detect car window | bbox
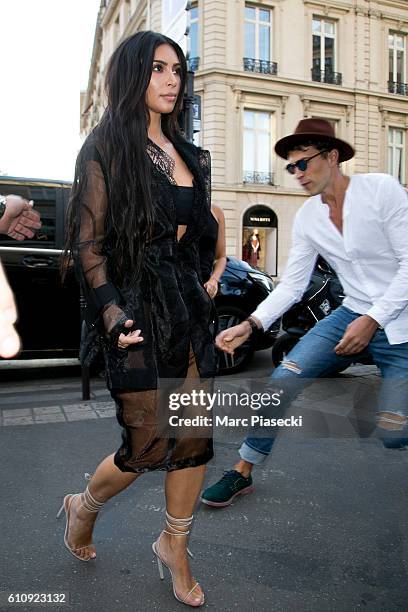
[0,183,57,247]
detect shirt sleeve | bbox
[366,176,408,327]
[252,211,318,330]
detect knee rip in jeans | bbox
[376,411,407,431]
[281,360,303,375]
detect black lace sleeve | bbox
[70,143,127,337]
[198,149,211,212]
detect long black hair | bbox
[64,31,187,284]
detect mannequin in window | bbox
[247,230,261,267]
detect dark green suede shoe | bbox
[200,470,254,507]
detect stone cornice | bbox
[379,104,408,128]
[100,0,121,28]
[82,6,104,115]
[231,84,289,113]
[300,94,354,122]
[381,14,408,28]
[195,68,408,106]
[303,0,352,15]
[212,185,306,197]
[197,67,357,96]
[379,0,408,10]
[300,93,354,107]
[122,1,146,39]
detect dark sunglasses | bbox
[285,150,328,175]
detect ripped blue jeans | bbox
[240,305,408,464]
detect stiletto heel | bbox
[156,554,164,580]
[56,485,104,562]
[152,511,204,607]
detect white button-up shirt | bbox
[253,173,408,344]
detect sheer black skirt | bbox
[112,346,213,473]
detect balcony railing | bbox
[388,81,408,96]
[311,68,342,85]
[243,171,274,185]
[188,57,200,72]
[243,58,278,76]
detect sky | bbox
[0,0,101,181]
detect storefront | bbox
[242,205,278,276]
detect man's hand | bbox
[1,195,41,240]
[0,262,21,358]
[215,321,252,355]
[335,315,378,356]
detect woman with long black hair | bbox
[60,31,217,607]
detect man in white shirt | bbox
[201,118,408,508]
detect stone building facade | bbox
[81,0,408,277]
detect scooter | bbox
[271,258,372,369]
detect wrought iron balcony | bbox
[188,57,200,72]
[243,58,278,76]
[311,68,342,85]
[243,171,274,185]
[388,81,408,96]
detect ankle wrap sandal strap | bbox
[81,486,105,513]
[163,511,194,537]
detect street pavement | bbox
[0,352,407,612]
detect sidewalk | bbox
[0,358,407,611]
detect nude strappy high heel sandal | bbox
[56,485,104,562]
[152,512,204,607]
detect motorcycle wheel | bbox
[216,306,254,375]
[271,333,299,367]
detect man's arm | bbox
[365,176,408,328]
[215,213,318,354]
[0,195,41,240]
[335,177,408,355]
[250,214,318,331]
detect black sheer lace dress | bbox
[199,211,219,283]
[70,135,217,472]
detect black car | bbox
[0,176,78,358]
[0,176,279,374]
[214,257,279,373]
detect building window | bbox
[388,33,408,95]
[243,5,277,75]
[311,17,342,85]
[243,110,273,185]
[388,128,405,184]
[188,5,199,70]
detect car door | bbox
[0,178,80,357]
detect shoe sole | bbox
[200,485,255,508]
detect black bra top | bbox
[173,185,194,225]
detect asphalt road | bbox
[0,352,407,612]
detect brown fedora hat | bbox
[275,118,355,163]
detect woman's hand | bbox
[117,319,144,349]
[102,305,143,348]
[204,276,219,299]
